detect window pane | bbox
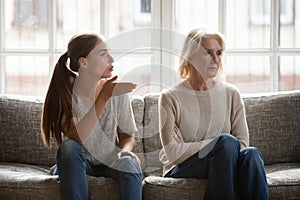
[106,0,153,96]
[56,0,101,49]
[112,54,153,95]
[226,0,270,48]
[5,56,49,96]
[175,0,219,35]
[280,0,299,48]
[4,0,49,49]
[279,56,300,91]
[107,0,151,37]
[225,56,270,93]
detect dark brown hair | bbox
[41,33,101,147]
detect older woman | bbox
[159,28,269,200]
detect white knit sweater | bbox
[159,80,249,176]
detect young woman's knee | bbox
[112,156,142,174]
[57,139,85,161]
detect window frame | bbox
[0,0,5,93]
[0,0,300,94]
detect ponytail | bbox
[41,33,100,147]
[41,52,76,147]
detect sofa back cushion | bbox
[143,94,163,174]
[0,94,146,168]
[244,91,300,165]
[0,95,57,166]
[130,96,146,170]
[142,91,300,175]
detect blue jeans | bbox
[52,139,142,200]
[165,134,269,200]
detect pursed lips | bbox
[107,65,114,71]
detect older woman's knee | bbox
[240,147,264,165]
[216,134,240,151]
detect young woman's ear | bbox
[78,57,87,67]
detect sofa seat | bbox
[143,176,207,200]
[143,163,300,200]
[265,163,300,199]
[0,162,60,199]
[0,162,119,200]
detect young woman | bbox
[159,28,269,200]
[41,33,142,200]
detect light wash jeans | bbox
[52,139,142,200]
[165,134,269,200]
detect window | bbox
[225,0,300,92]
[0,0,299,96]
[250,0,294,26]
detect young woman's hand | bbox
[117,149,141,165]
[99,76,137,100]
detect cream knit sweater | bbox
[159,80,249,176]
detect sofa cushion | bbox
[243,91,300,165]
[0,95,57,166]
[265,163,300,186]
[0,94,145,168]
[0,162,61,199]
[142,176,207,200]
[143,94,163,174]
[143,163,300,200]
[130,96,146,170]
[142,91,300,174]
[265,163,300,200]
[267,185,300,200]
[0,162,119,200]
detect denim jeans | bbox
[52,139,142,200]
[165,134,269,200]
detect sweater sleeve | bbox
[230,89,249,148]
[159,92,206,166]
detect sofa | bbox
[0,91,299,200]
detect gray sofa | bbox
[0,91,299,200]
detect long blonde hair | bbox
[178,28,226,80]
[41,33,101,147]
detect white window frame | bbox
[0,0,5,93]
[0,0,300,94]
[250,0,294,26]
[134,0,151,25]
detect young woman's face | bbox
[189,36,223,80]
[83,40,114,78]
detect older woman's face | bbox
[189,36,223,80]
